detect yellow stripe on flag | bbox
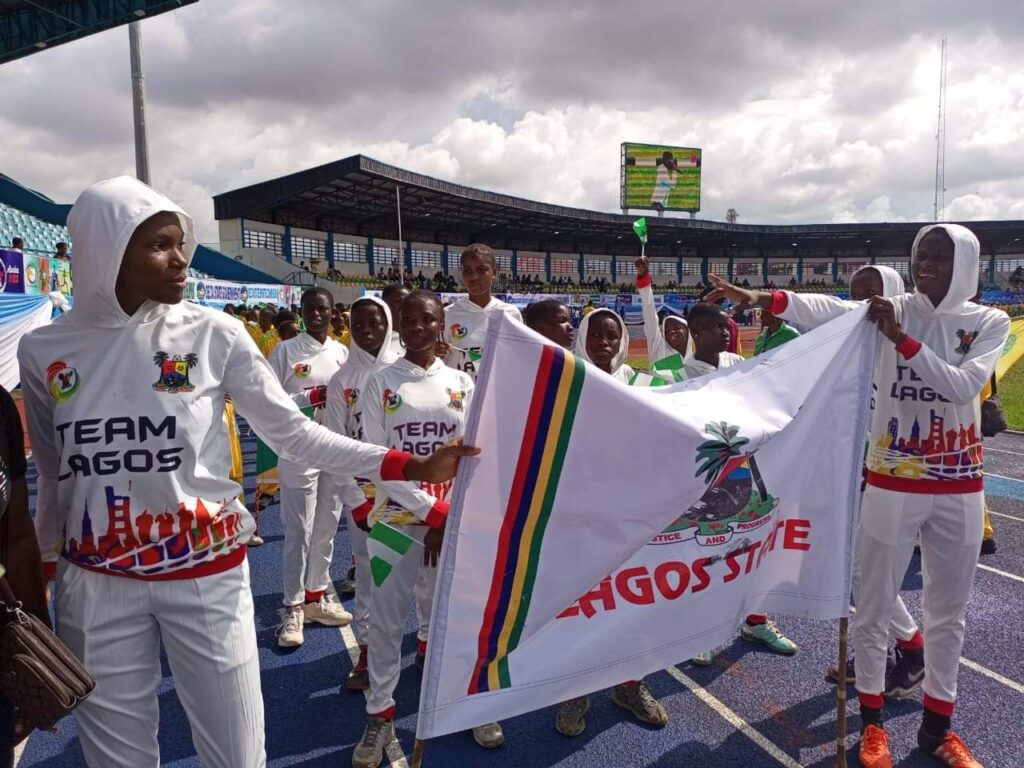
[487,354,578,691]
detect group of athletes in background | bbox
[16,176,1005,768]
[233,230,1004,768]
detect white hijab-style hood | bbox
[347,296,400,368]
[575,307,630,373]
[852,264,905,299]
[66,176,197,328]
[909,223,980,315]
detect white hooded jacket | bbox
[574,308,635,384]
[324,296,406,514]
[772,224,1010,494]
[360,357,474,527]
[17,178,401,580]
[637,274,691,363]
[443,295,522,380]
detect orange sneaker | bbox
[859,724,893,768]
[927,731,983,767]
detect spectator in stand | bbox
[9,238,23,252]
[1011,266,1023,285]
[376,268,385,281]
[299,260,308,272]
[54,242,70,261]
[223,304,237,317]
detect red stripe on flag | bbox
[469,345,556,694]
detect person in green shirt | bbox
[753,308,800,354]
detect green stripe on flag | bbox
[653,352,685,372]
[255,405,317,474]
[370,558,393,588]
[367,523,419,587]
[369,522,415,555]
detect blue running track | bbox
[16,431,1024,767]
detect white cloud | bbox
[1,3,1022,247]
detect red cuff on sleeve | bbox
[424,500,450,529]
[42,561,57,582]
[351,499,374,525]
[896,334,922,360]
[380,449,412,481]
[636,274,652,290]
[769,291,789,315]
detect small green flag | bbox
[653,352,685,374]
[367,523,421,587]
[632,218,648,243]
[629,371,671,387]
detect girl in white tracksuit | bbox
[268,288,352,644]
[574,308,635,383]
[351,291,476,768]
[443,243,522,381]
[837,265,923,692]
[558,308,671,733]
[16,178,466,768]
[323,296,402,689]
[708,224,1009,765]
[635,258,691,370]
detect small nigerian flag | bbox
[628,371,672,387]
[632,217,648,243]
[368,523,420,587]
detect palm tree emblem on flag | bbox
[658,422,778,545]
[152,351,198,393]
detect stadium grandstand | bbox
[0,0,197,64]
[214,154,1024,302]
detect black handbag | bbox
[981,375,1008,438]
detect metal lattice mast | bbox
[934,37,947,221]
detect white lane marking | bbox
[986,471,1024,482]
[13,742,25,766]
[665,666,805,768]
[960,658,1024,695]
[339,623,409,768]
[977,563,1024,584]
[987,509,1024,522]
[985,447,1024,457]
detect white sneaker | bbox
[303,595,352,627]
[352,716,396,768]
[472,721,504,749]
[277,607,304,647]
[248,534,264,547]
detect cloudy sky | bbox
[2,0,1023,245]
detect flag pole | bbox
[411,738,426,768]
[835,616,849,767]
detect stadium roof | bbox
[0,0,198,64]
[214,155,1024,259]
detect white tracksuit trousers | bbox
[854,485,983,704]
[56,561,265,768]
[278,460,342,606]
[851,532,919,642]
[366,525,437,715]
[346,506,371,647]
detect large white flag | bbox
[417,307,877,738]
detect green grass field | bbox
[1000,360,1024,431]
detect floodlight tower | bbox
[129,18,151,184]
[933,37,947,221]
